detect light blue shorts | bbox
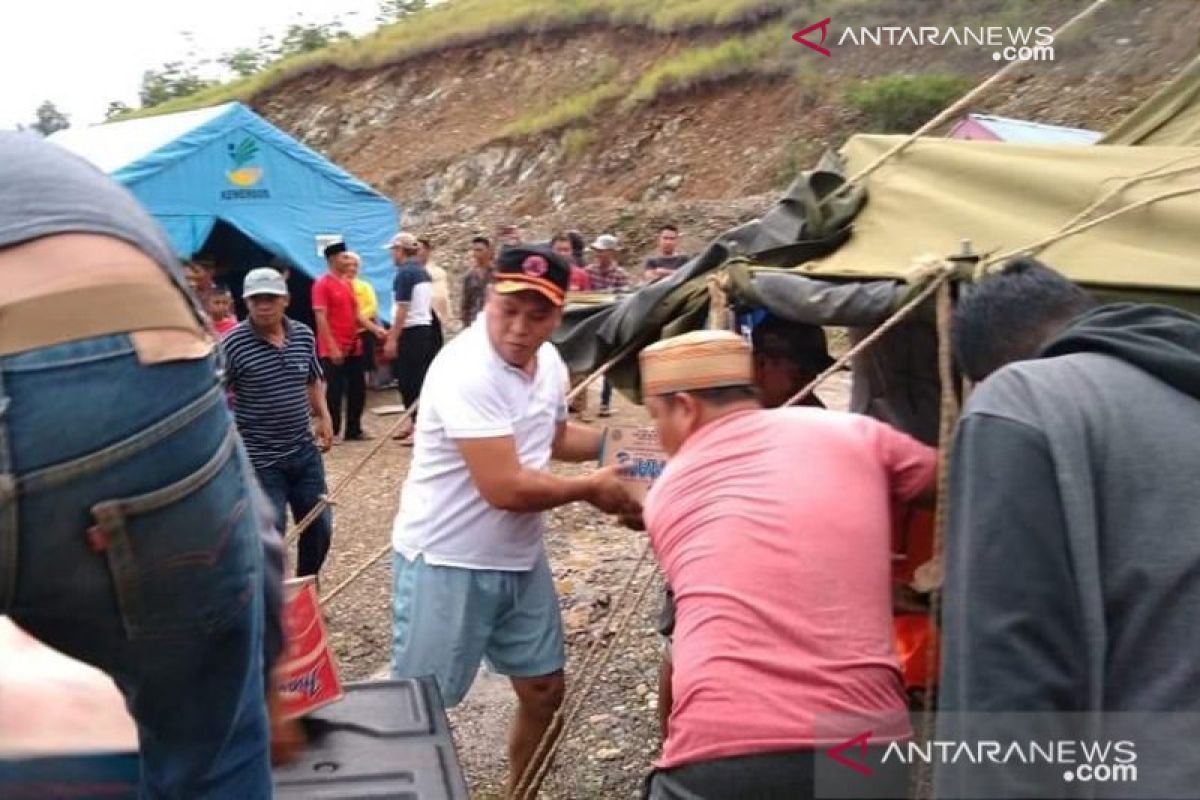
[391,551,566,708]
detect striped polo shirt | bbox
[222,318,324,470]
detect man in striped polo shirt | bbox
[223,268,336,577]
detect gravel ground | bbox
[311,372,851,799]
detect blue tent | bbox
[51,102,400,320]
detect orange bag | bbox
[891,504,939,691]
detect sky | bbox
[0,0,383,130]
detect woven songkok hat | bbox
[639,330,754,397]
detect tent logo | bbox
[226,137,263,187]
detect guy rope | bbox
[297,5,1200,797]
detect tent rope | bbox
[320,541,393,606]
[1053,155,1200,239]
[982,182,1200,272]
[513,540,658,800]
[910,275,962,799]
[826,0,1113,205]
[781,265,955,409]
[284,404,419,549]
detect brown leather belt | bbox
[0,280,206,357]
[0,234,211,359]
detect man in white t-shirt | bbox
[390,244,638,796]
[383,232,440,443]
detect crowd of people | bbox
[185,221,691,579]
[6,129,1200,800]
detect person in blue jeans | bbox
[0,132,277,798]
[223,268,336,577]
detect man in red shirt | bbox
[313,241,384,441]
[637,330,933,800]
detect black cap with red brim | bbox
[493,245,571,307]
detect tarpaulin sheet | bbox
[805,134,1200,292]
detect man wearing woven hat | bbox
[389,244,639,796]
[638,330,935,799]
[651,315,836,735]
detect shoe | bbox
[344,431,374,441]
[597,405,612,418]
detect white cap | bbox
[590,234,619,251]
[242,268,288,299]
[383,232,419,251]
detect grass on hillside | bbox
[124,0,790,119]
[624,22,787,106]
[499,21,789,139]
[500,81,627,138]
[561,127,598,159]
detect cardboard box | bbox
[600,426,668,502]
[277,577,345,720]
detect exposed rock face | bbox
[252,3,1198,274]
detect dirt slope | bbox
[251,0,1199,269]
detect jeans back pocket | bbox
[90,428,259,639]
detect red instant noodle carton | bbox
[276,577,345,720]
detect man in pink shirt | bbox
[637,330,935,800]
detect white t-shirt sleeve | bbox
[441,372,515,439]
[552,347,570,423]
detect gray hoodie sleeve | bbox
[940,412,1087,712]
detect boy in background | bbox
[207,285,238,337]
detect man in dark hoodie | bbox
[938,257,1200,797]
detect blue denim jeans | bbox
[0,334,271,798]
[254,442,332,578]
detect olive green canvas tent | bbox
[553,131,1200,441]
[1101,54,1200,147]
[805,134,1200,296]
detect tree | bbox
[139,62,216,108]
[277,20,350,57]
[377,0,428,25]
[220,47,271,78]
[30,101,70,136]
[104,101,132,121]
[219,33,278,79]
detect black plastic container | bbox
[274,677,469,799]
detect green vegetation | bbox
[844,74,975,133]
[625,24,785,106]
[125,0,788,119]
[499,55,623,138]
[499,20,791,138]
[561,127,598,159]
[501,82,626,137]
